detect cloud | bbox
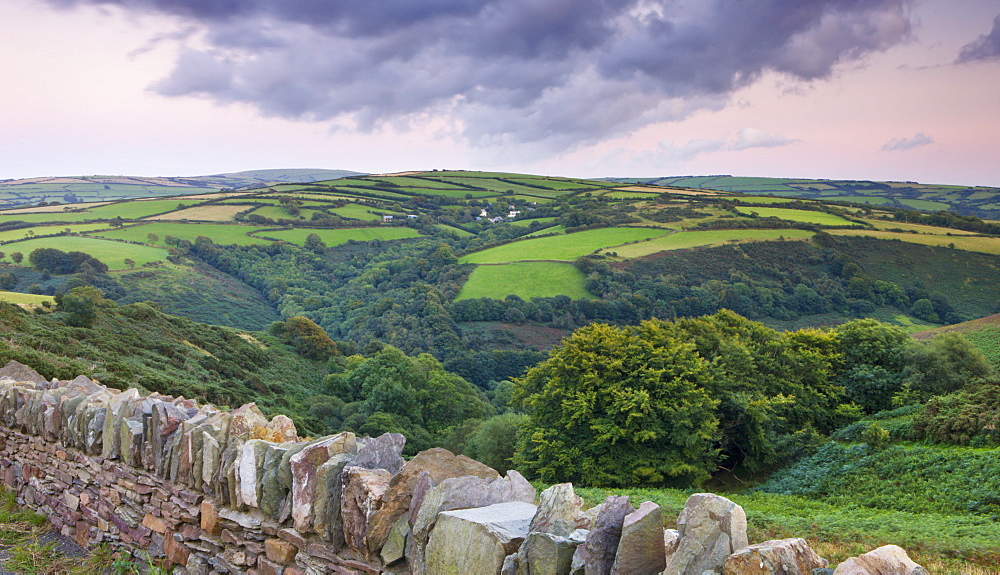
[731,128,796,151]
[46,0,914,151]
[957,14,1000,63]
[881,133,933,152]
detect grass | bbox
[525,225,567,237]
[507,217,557,227]
[734,196,800,204]
[0,291,54,308]
[734,207,856,226]
[456,262,594,300]
[459,227,670,264]
[604,229,815,259]
[0,236,169,269]
[329,203,385,220]
[0,223,112,243]
[435,225,475,238]
[897,199,953,211]
[144,204,247,222]
[860,219,979,235]
[828,229,1000,255]
[253,227,421,246]
[92,222,272,246]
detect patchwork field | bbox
[601,229,816,258]
[253,227,421,246]
[828,229,1000,255]
[145,204,247,222]
[734,207,857,226]
[0,236,169,269]
[92,222,272,246]
[0,290,54,308]
[0,223,112,243]
[456,262,594,300]
[459,227,670,264]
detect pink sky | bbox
[1,0,998,186]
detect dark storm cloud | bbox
[48,0,913,149]
[957,14,1000,63]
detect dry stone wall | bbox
[0,361,927,575]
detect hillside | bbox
[610,175,1000,219]
[0,299,328,432]
[0,169,997,358]
[0,168,362,208]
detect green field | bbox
[828,229,1000,255]
[329,204,385,220]
[434,225,475,238]
[604,229,816,259]
[508,217,557,227]
[92,222,272,246]
[525,225,567,237]
[0,223,112,243]
[460,227,669,264]
[735,196,799,204]
[254,227,421,246]
[897,199,952,211]
[456,262,594,300]
[0,291,54,307]
[734,207,856,226]
[0,236,169,269]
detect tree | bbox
[904,332,991,398]
[147,233,160,245]
[10,252,23,265]
[123,258,136,269]
[833,319,911,413]
[514,323,720,487]
[304,233,326,253]
[0,272,15,290]
[56,285,105,328]
[466,412,528,472]
[271,316,339,360]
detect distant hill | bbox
[606,175,1000,219]
[0,168,364,209]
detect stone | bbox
[341,466,393,554]
[260,443,293,519]
[266,414,299,443]
[265,538,299,565]
[225,403,270,443]
[142,513,168,534]
[530,483,590,537]
[664,493,748,575]
[257,556,285,575]
[663,529,680,565]
[724,538,828,574]
[201,499,222,535]
[833,545,927,575]
[409,472,537,574]
[517,531,583,575]
[426,501,536,575]
[236,439,270,509]
[367,447,499,553]
[582,495,633,575]
[0,360,47,385]
[611,501,665,575]
[312,453,353,543]
[290,432,357,532]
[350,432,407,474]
[164,532,190,567]
[381,515,410,566]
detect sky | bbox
[2,0,999,185]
